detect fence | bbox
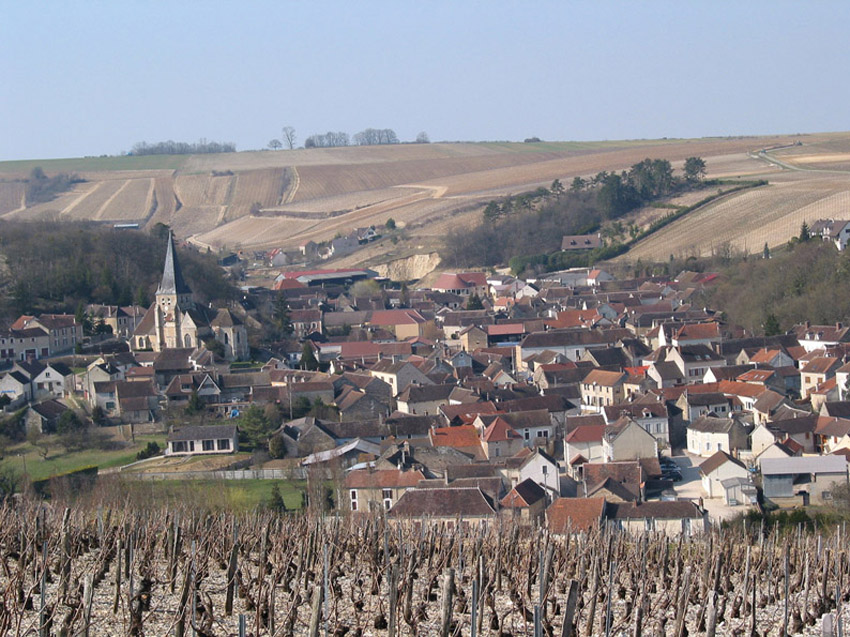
[128,467,307,481]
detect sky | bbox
[2,1,849,161]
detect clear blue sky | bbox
[2,1,849,160]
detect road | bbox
[667,451,747,523]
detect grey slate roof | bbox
[168,424,237,442]
[157,231,192,296]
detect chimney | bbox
[838,322,844,330]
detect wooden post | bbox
[388,563,399,637]
[561,579,579,637]
[82,574,93,637]
[113,537,122,615]
[441,567,455,637]
[783,545,790,637]
[673,566,691,637]
[308,583,323,637]
[471,577,478,637]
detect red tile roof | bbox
[345,469,425,489]
[547,497,606,533]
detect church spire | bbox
[157,230,192,296]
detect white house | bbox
[699,450,750,499]
[166,424,238,456]
[687,414,750,457]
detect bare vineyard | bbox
[624,175,850,260]
[1,500,848,636]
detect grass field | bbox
[1,433,166,482]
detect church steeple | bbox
[156,231,194,311]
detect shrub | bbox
[136,441,161,461]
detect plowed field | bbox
[5,133,850,265]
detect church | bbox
[131,232,249,361]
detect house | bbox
[369,359,433,396]
[581,461,644,502]
[11,314,82,356]
[699,450,750,500]
[289,309,323,339]
[686,414,750,457]
[761,455,848,506]
[166,424,238,456]
[388,487,497,523]
[493,409,557,446]
[810,219,850,251]
[300,438,382,472]
[500,479,548,524]
[345,468,424,512]
[516,447,560,496]
[602,401,670,445]
[396,383,456,415]
[564,424,606,471]
[24,399,70,434]
[86,304,146,338]
[560,234,603,252]
[800,357,841,398]
[647,361,685,389]
[429,425,485,460]
[0,326,50,362]
[479,416,524,459]
[602,417,659,462]
[581,369,627,411]
[606,501,707,536]
[432,272,489,297]
[546,497,607,535]
[0,370,33,405]
[368,310,427,340]
[675,391,731,422]
[793,322,850,353]
[521,328,631,362]
[751,414,818,455]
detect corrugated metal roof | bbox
[761,455,847,476]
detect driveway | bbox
[665,451,749,523]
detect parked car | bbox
[661,468,683,482]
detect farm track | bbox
[93,179,131,220]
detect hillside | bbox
[2,134,849,270]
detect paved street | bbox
[666,451,748,523]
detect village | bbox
[4,221,850,537]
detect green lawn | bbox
[2,434,166,482]
[117,478,306,511]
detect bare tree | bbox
[268,139,282,150]
[282,126,297,149]
[415,131,430,144]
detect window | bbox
[106,401,115,410]
[542,465,548,476]
[202,440,215,451]
[537,430,549,438]
[351,500,358,511]
[217,439,231,450]
[705,441,710,451]
[382,489,392,500]
[172,441,188,453]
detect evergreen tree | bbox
[763,312,781,337]
[268,484,287,512]
[799,222,811,242]
[763,242,770,259]
[300,342,320,370]
[273,293,293,339]
[466,293,484,310]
